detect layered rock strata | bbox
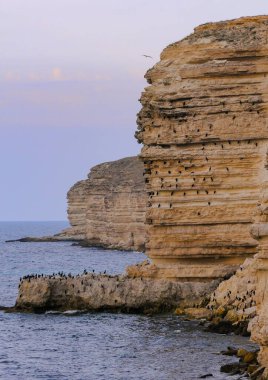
[135,16,268,282]
[14,272,218,314]
[77,157,146,251]
[62,156,146,250]
[60,177,91,240]
[136,16,268,372]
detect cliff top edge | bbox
[195,15,268,32]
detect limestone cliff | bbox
[62,156,146,251]
[135,15,268,282]
[136,15,268,375]
[62,179,90,240]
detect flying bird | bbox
[142,54,153,59]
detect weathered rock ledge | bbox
[12,268,219,314]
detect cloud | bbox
[51,67,63,81]
[4,70,19,82]
[94,74,112,81]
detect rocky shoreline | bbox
[5,236,142,252]
[5,252,265,378]
[5,236,79,243]
[220,347,263,379]
[6,264,266,378]
[174,304,264,378]
[10,269,218,315]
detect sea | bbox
[0,221,258,380]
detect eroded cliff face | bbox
[65,157,147,251]
[135,16,268,282]
[64,179,90,240]
[136,15,268,374]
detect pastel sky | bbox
[1,0,268,221]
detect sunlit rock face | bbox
[66,157,147,251]
[137,15,268,372]
[63,179,90,240]
[135,16,268,281]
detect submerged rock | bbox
[220,348,260,378]
[5,236,78,243]
[220,362,247,375]
[182,307,213,320]
[221,347,238,357]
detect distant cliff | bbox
[61,156,147,251]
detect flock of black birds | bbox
[206,283,256,315]
[19,269,111,285]
[17,270,140,303]
[18,270,127,300]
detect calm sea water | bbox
[0,222,257,380]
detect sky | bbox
[1,0,268,221]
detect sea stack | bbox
[135,16,268,281]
